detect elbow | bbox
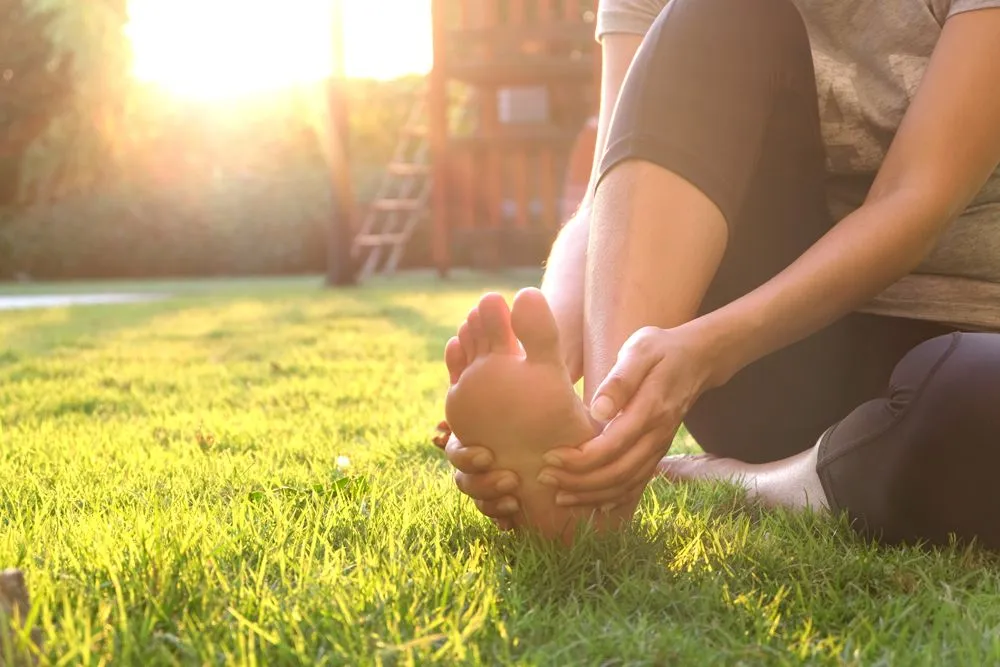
[864,180,962,265]
[867,166,976,234]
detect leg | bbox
[662,330,1000,550]
[660,313,956,507]
[447,0,850,540]
[588,0,839,468]
[817,332,1000,549]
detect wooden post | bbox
[430,0,451,276]
[481,1,503,269]
[537,0,556,229]
[325,0,356,286]
[509,0,529,231]
[456,0,478,242]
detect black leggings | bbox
[597,0,1000,549]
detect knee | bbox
[649,0,811,69]
[889,332,1000,423]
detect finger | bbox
[588,327,661,422]
[541,388,660,474]
[554,456,660,507]
[475,497,520,520]
[541,424,673,493]
[444,435,494,473]
[454,469,521,501]
[611,482,649,514]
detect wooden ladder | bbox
[351,88,432,281]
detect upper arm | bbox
[586,33,645,197]
[870,8,1000,224]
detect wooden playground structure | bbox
[349,0,601,280]
[333,1,1000,331]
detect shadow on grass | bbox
[0,300,176,358]
[0,286,324,362]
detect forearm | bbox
[696,191,950,388]
[540,211,590,382]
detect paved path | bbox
[0,293,168,311]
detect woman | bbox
[442,0,1000,548]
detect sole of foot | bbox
[445,288,628,543]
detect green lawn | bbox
[2,272,999,665]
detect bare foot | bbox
[445,289,625,542]
[658,444,830,512]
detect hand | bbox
[536,324,718,506]
[443,434,521,530]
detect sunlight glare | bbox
[128,0,432,99]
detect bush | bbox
[0,0,73,206]
[0,166,333,280]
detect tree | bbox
[0,0,73,207]
[17,0,133,200]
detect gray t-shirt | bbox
[596,0,1000,285]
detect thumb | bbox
[589,328,661,423]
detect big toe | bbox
[477,292,519,354]
[510,287,562,365]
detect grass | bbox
[1,271,1000,665]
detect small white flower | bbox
[335,455,351,469]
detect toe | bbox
[457,322,474,364]
[478,292,518,353]
[445,337,466,384]
[511,287,562,364]
[467,307,489,358]
[657,454,720,482]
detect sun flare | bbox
[127,0,432,99]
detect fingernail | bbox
[497,498,519,513]
[555,493,578,506]
[473,453,492,468]
[495,476,517,493]
[591,395,616,422]
[541,452,562,467]
[537,473,559,488]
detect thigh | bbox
[817,332,1000,549]
[687,314,956,463]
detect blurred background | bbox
[0,0,423,280]
[0,0,598,282]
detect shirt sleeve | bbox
[595,0,667,41]
[948,0,1000,18]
